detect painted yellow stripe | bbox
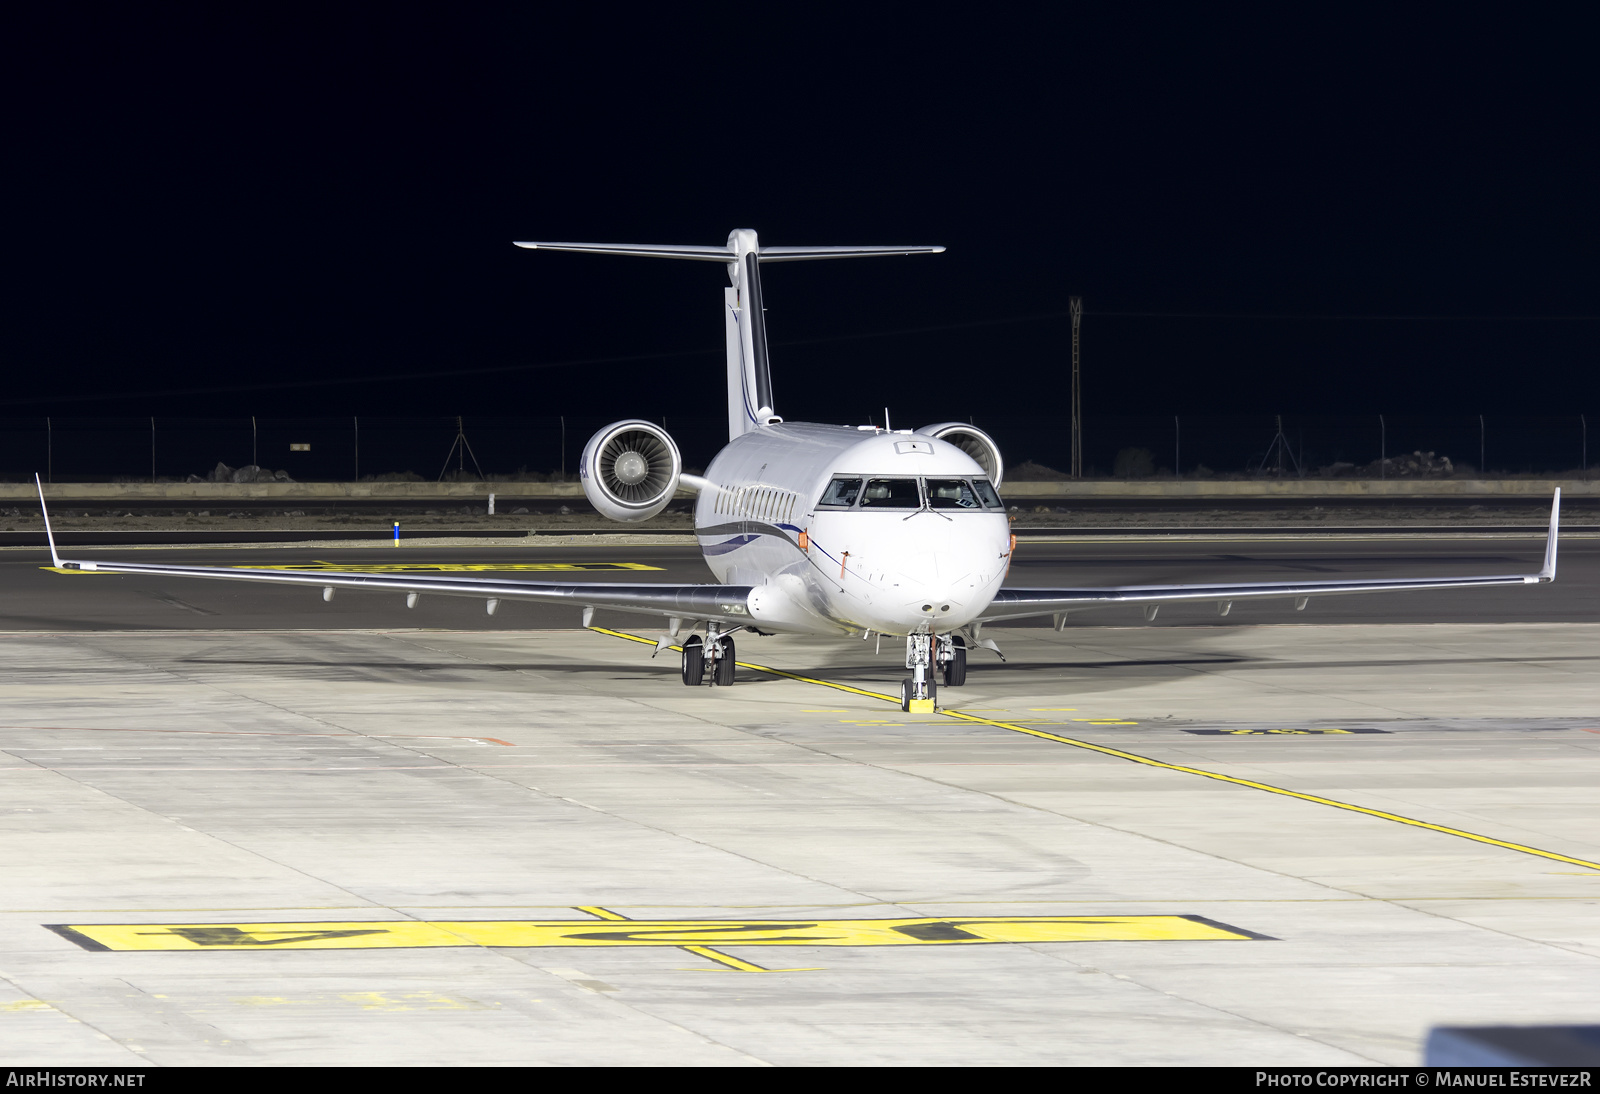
[591,628,1600,872]
[575,905,630,921]
[52,915,1258,951]
[575,903,771,970]
[678,944,772,972]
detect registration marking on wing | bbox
[49,915,1268,951]
[229,562,664,573]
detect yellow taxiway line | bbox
[592,627,1600,872]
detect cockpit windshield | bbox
[859,478,922,508]
[925,479,982,509]
[817,477,863,508]
[972,479,1003,508]
[818,476,1005,512]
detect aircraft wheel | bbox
[712,636,736,686]
[681,635,704,686]
[942,640,968,686]
[902,674,934,710]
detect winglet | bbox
[34,473,62,568]
[1540,488,1560,581]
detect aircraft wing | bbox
[980,490,1560,624]
[33,480,749,626]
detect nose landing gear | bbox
[939,634,968,687]
[900,633,937,712]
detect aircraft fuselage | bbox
[696,423,1012,638]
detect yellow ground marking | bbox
[1,1000,52,1011]
[231,992,495,1011]
[576,905,787,972]
[50,915,1262,952]
[591,628,1600,872]
[1193,728,1372,736]
[40,567,110,575]
[235,561,663,572]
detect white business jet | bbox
[36,230,1561,712]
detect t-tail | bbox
[514,230,943,440]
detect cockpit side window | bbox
[859,478,922,508]
[926,479,982,509]
[817,477,864,508]
[972,478,1003,509]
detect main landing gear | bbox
[899,634,969,712]
[680,627,736,687]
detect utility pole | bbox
[1069,296,1083,479]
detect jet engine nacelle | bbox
[914,422,1005,488]
[579,419,683,522]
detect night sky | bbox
[6,9,1597,448]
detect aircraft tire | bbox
[899,674,936,708]
[712,637,736,686]
[942,643,967,687]
[681,635,704,686]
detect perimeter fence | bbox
[0,414,1591,483]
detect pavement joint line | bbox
[590,627,1600,873]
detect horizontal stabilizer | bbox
[758,245,946,262]
[513,241,944,263]
[512,242,734,261]
[517,229,944,442]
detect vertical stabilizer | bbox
[724,229,775,438]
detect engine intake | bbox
[580,420,683,522]
[914,422,1005,488]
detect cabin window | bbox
[859,478,922,509]
[817,477,864,508]
[972,479,1003,509]
[926,479,982,509]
